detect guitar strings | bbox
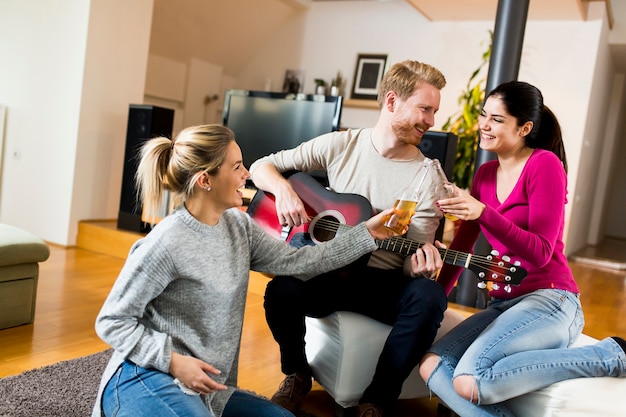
[310,217,519,276]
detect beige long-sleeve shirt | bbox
[250,127,441,271]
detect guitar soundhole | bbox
[311,215,339,243]
[309,209,345,244]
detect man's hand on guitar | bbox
[408,241,445,279]
[275,184,310,227]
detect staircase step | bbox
[76,220,144,259]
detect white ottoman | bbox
[304,309,466,414]
[505,333,626,417]
[306,311,626,417]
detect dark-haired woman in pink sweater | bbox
[419,81,626,417]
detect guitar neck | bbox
[376,237,472,269]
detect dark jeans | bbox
[263,263,447,412]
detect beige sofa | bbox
[0,223,50,329]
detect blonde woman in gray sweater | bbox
[92,124,401,417]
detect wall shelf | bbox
[343,99,379,110]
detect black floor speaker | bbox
[117,104,174,233]
[418,131,458,180]
[418,131,459,242]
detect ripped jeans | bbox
[425,289,626,417]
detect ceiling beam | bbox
[406,0,613,27]
[278,0,312,10]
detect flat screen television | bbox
[222,90,343,180]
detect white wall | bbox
[519,11,608,254]
[0,0,153,245]
[236,10,309,94]
[144,55,230,136]
[239,0,612,254]
[182,58,224,127]
[603,74,626,239]
[589,73,626,242]
[566,5,616,250]
[0,0,90,243]
[144,54,187,135]
[0,0,619,254]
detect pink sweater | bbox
[438,149,579,299]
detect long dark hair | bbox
[487,81,568,173]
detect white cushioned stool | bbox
[306,310,626,417]
[304,308,465,414]
[504,333,626,417]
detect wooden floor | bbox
[571,236,626,270]
[1,224,625,417]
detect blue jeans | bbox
[425,289,626,417]
[102,361,295,417]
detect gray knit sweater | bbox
[92,206,377,417]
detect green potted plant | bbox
[314,78,327,95]
[442,32,492,190]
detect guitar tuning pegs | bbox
[504,285,512,293]
[490,249,500,256]
[477,281,487,289]
[492,283,500,291]
[502,255,511,262]
[514,261,521,266]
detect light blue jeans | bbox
[102,360,295,417]
[425,289,626,417]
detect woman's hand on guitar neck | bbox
[365,208,408,239]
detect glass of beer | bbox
[383,198,419,234]
[383,165,430,234]
[430,159,459,221]
[435,182,459,221]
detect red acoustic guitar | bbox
[247,172,526,290]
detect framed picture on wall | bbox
[350,54,387,100]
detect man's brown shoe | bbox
[270,372,312,412]
[356,403,384,417]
